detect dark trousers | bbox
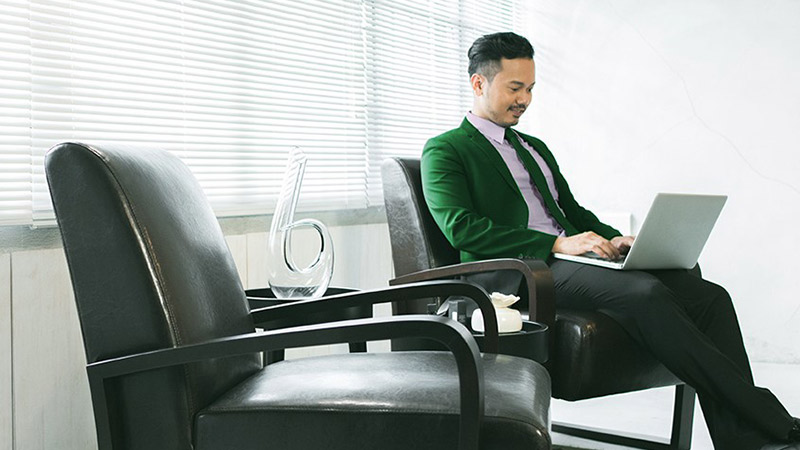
[468,260,794,450]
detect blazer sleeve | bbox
[421,136,559,261]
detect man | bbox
[421,31,799,450]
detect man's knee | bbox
[706,282,736,315]
[709,281,731,301]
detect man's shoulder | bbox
[422,124,474,166]
[425,124,471,149]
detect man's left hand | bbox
[610,236,635,254]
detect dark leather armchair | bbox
[45,142,552,450]
[381,157,697,450]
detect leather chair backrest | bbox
[46,142,262,450]
[381,157,460,318]
[381,157,459,276]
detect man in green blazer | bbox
[421,32,799,450]
[422,116,623,263]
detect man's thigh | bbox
[549,259,728,320]
[548,259,691,336]
[549,259,660,309]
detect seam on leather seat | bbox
[203,406,461,414]
[78,143,195,417]
[198,407,550,437]
[80,143,184,346]
[202,405,546,424]
[484,415,552,443]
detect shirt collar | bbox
[466,111,509,145]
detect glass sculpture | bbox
[267,147,334,299]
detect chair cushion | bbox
[195,351,551,450]
[551,310,682,400]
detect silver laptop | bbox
[553,193,727,270]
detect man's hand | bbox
[552,232,621,260]
[610,235,635,255]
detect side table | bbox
[472,320,549,364]
[246,287,372,364]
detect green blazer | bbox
[421,118,621,263]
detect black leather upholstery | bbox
[381,157,459,277]
[380,157,682,400]
[381,157,459,317]
[196,352,551,450]
[47,142,261,449]
[553,311,679,400]
[47,143,552,450]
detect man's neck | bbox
[466,111,508,145]
[469,109,508,129]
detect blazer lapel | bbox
[459,118,522,197]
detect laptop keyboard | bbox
[583,251,627,262]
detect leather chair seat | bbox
[196,352,552,450]
[552,310,681,401]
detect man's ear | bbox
[470,73,485,96]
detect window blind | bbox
[363,0,521,206]
[1,0,524,226]
[0,0,32,225]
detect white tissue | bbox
[471,292,523,333]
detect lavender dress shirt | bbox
[466,112,565,236]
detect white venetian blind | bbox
[26,0,366,224]
[0,0,526,226]
[363,0,522,206]
[0,0,32,225]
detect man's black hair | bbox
[467,32,534,81]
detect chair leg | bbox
[552,385,696,450]
[349,342,367,353]
[669,384,696,450]
[264,349,285,365]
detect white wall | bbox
[11,249,95,450]
[1,253,11,450]
[0,222,394,450]
[519,0,800,362]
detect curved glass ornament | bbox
[267,147,334,299]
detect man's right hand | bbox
[552,232,621,260]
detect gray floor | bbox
[550,362,800,449]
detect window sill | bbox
[0,206,387,254]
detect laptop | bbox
[553,193,727,270]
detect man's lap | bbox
[461,258,730,327]
[548,258,731,325]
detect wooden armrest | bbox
[390,258,555,329]
[249,280,499,352]
[87,315,483,450]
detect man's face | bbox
[471,58,535,127]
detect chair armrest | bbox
[249,280,499,353]
[87,315,483,450]
[390,259,555,329]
